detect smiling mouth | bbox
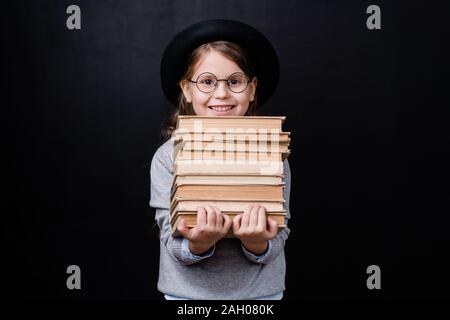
[208,105,235,112]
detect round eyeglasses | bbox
[188,72,250,94]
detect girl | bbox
[150,19,291,300]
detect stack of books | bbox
[170,116,291,236]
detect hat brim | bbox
[160,19,279,108]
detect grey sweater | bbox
[149,137,291,299]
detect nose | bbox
[213,80,230,99]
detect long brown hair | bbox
[159,40,259,144]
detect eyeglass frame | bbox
[188,72,252,94]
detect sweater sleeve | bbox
[149,142,213,265]
[241,158,291,264]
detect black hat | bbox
[160,19,279,108]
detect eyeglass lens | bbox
[196,73,248,93]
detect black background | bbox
[4,0,449,300]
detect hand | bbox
[177,205,232,255]
[232,203,278,255]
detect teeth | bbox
[210,105,234,111]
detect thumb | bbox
[232,214,242,233]
[267,217,278,237]
[177,218,192,239]
[222,214,233,233]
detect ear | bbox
[180,80,192,103]
[249,77,258,102]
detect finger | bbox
[177,218,191,239]
[257,206,267,230]
[204,205,216,226]
[267,217,278,237]
[249,205,259,227]
[196,207,207,226]
[241,204,252,228]
[216,210,223,229]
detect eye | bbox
[202,79,214,85]
[198,74,216,86]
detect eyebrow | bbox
[193,71,245,78]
